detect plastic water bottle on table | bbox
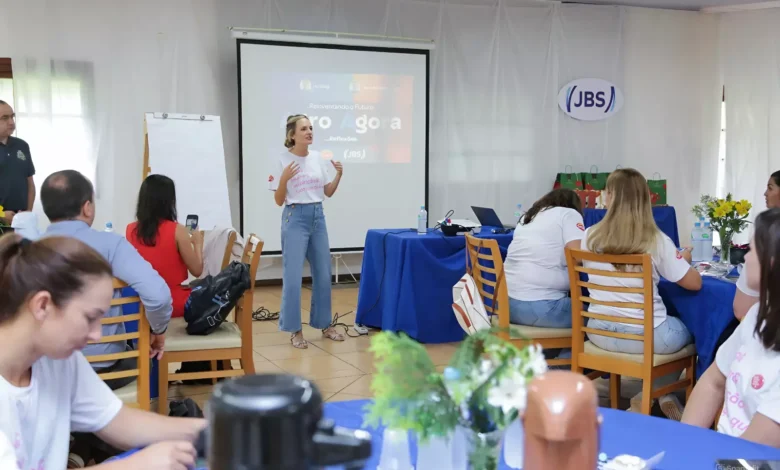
[104,222,114,233]
[417,206,427,235]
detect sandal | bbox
[322,327,346,342]
[291,331,308,349]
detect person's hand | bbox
[2,211,15,224]
[680,247,693,264]
[150,334,165,360]
[280,162,301,183]
[190,229,204,248]
[126,441,196,470]
[331,160,343,175]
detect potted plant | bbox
[692,194,752,265]
[365,329,547,470]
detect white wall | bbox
[0,0,721,280]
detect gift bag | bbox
[553,165,582,190]
[452,273,492,335]
[580,165,609,191]
[647,172,667,206]
[575,190,600,209]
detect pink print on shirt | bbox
[752,374,765,390]
[725,390,750,432]
[728,371,741,385]
[291,175,322,193]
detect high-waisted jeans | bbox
[279,202,332,333]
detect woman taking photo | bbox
[269,114,345,349]
[0,234,204,469]
[504,188,584,330]
[126,174,204,319]
[732,170,780,320]
[581,168,702,419]
[682,209,780,446]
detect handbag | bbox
[580,165,610,191]
[452,273,492,335]
[553,165,583,190]
[184,261,251,335]
[647,172,667,206]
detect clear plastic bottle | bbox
[701,221,713,262]
[417,206,427,235]
[691,222,704,262]
[104,222,114,233]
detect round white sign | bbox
[558,78,624,121]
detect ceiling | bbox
[564,0,769,11]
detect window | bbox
[716,86,726,198]
[0,58,14,108]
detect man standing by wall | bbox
[0,99,35,223]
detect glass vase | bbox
[465,428,504,470]
[719,228,733,266]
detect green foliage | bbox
[363,332,460,440]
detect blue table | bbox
[584,206,680,247]
[114,399,780,469]
[356,227,513,343]
[659,277,737,378]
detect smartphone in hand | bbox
[185,214,199,233]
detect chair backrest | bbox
[565,249,655,366]
[235,234,263,337]
[220,230,238,270]
[86,278,150,410]
[465,234,509,339]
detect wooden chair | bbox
[220,230,238,270]
[565,248,696,415]
[464,234,572,366]
[87,278,151,411]
[157,234,263,414]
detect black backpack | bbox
[184,261,251,335]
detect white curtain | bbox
[718,8,780,240]
[0,0,721,246]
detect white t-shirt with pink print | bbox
[716,303,780,437]
[0,352,122,470]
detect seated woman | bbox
[682,209,780,447]
[0,234,204,469]
[732,170,780,320]
[126,175,204,319]
[504,188,584,330]
[581,168,702,419]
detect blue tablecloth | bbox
[659,277,737,378]
[114,399,780,469]
[356,227,513,343]
[584,206,680,247]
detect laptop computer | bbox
[471,206,516,229]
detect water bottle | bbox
[104,222,114,233]
[690,222,704,262]
[417,206,427,235]
[702,221,714,261]
[514,204,523,225]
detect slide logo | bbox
[299,79,312,91]
[558,78,623,121]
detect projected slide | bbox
[272,72,414,164]
[239,40,429,254]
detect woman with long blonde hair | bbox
[269,114,346,349]
[581,168,702,418]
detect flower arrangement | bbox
[691,194,752,264]
[365,328,547,470]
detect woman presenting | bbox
[269,114,345,349]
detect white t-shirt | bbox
[716,303,780,437]
[504,207,585,301]
[580,228,691,328]
[268,150,334,205]
[0,432,20,470]
[0,352,123,470]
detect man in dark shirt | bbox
[0,100,35,224]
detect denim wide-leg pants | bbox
[279,202,333,333]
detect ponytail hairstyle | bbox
[285,114,309,148]
[0,234,113,325]
[753,208,780,351]
[522,188,582,225]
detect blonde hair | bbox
[587,168,659,269]
[284,114,309,148]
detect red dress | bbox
[126,220,190,318]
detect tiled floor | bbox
[165,284,641,411]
